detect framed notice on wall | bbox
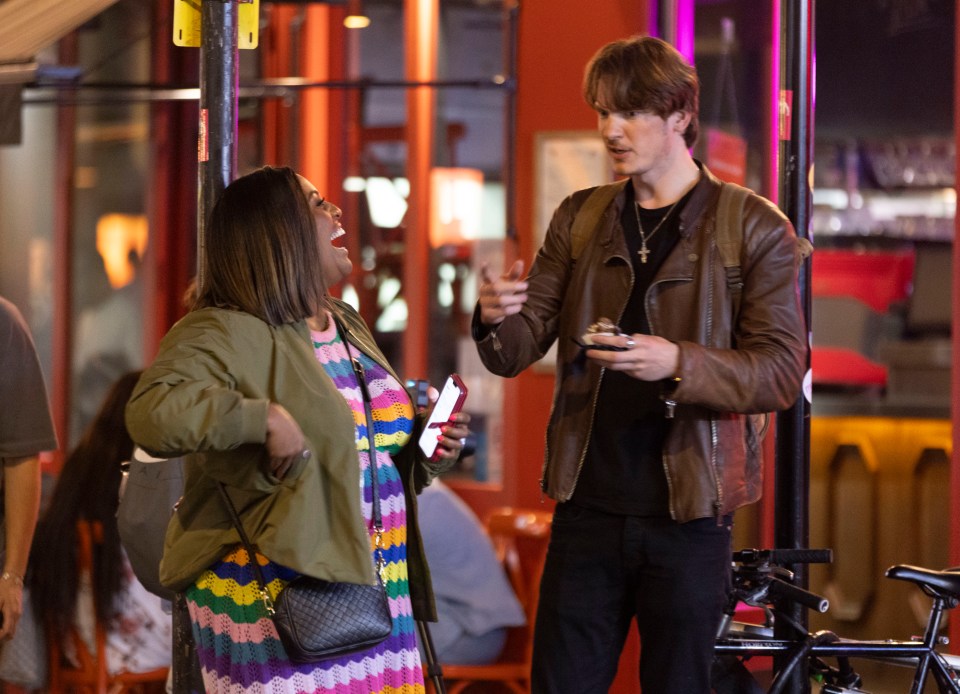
[531,131,613,373]
[534,130,613,249]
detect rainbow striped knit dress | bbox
[185,316,425,693]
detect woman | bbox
[125,165,469,693]
[29,371,172,676]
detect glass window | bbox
[348,0,513,483]
[693,0,775,196]
[70,0,152,443]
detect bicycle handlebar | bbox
[768,575,830,613]
[733,548,833,565]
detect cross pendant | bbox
[638,244,650,264]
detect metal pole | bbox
[503,0,518,241]
[657,0,675,43]
[173,4,239,692]
[774,0,814,691]
[196,0,239,294]
[416,620,447,694]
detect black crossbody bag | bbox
[217,318,391,663]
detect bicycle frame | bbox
[716,551,960,693]
[716,634,960,693]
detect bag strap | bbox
[713,186,770,440]
[716,181,814,319]
[333,316,386,582]
[715,181,751,317]
[715,182,813,441]
[217,482,275,614]
[569,179,628,261]
[217,313,385,615]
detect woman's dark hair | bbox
[583,35,701,147]
[194,165,328,324]
[28,371,142,634]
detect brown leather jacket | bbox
[474,166,807,522]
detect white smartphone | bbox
[418,374,468,459]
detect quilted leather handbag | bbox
[218,319,392,663]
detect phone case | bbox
[418,374,468,459]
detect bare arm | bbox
[0,454,41,639]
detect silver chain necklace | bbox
[634,200,679,264]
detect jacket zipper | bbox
[491,326,503,354]
[645,226,724,521]
[554,249,631,501]
[710,415,724,524]
[551,341,611,500]
[563,362,608,501]
[702,235,724,521]
[646,269,681,519]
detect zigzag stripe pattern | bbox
[183,317,423,693]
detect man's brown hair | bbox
[195,165,329,325]
[583,35,701,147]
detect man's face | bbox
[594,84,688,181]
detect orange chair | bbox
[433,507,553,694]
[46,520,169,694]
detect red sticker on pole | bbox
[198,108,209,162]
[778,90,793,141]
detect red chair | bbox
[46,520,168,694]
[810,249,914,389]
[431,507,553,694]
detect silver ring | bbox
[625,338,636,349]
[459,438,467,446]
[300,449,311,460]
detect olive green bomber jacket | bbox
[125,299,443,620]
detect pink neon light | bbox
[769,0,781,201]
[675,0,694,62]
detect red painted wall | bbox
[509,0,648,509]
[452,0,647,514]
[509,3,647,692]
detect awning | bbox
[0,0,120,70]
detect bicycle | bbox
[713,548,960,693]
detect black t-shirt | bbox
[571,186,692,517]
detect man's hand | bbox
[265,403,307,480]
[584,333,680,382]
[1,454,39,640]
[0,573,24,640]
[478,260,528,327]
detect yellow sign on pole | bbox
[173,0,260,49]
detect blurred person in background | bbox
[0,295,57,641]
[417,479,525,665]
[29,371,172,675]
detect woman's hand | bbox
[432,411,472,461]
[0,573,23,640]
[265,403,307,480]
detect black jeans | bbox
[531,503,731,694]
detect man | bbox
[472,36,805,693]
[0,296,56,640]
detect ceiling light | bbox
[343,14,370,28]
